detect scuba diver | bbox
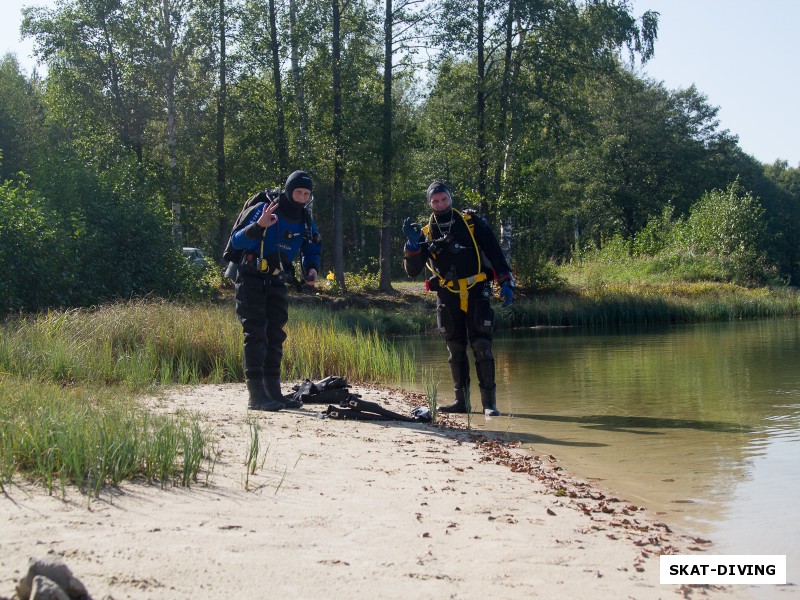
[229,170,321,411]
[402,181,515,416]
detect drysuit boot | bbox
[265,376,302,409]
[480,386,501,417]
[247,378,284,411]
[438,387,470,414]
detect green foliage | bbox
[0,55,45,182]
[0,178,57,313]
[632,204,677,257]
[0,300,416,387]
[4,0,799,304]
[0,147,213,316]
[670,181,774,285]
[681,180,766,255]
[512,247,565,292]
[574,180,777,286]
[0,377,210,493]
[343,267,382,293]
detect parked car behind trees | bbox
[182,247,210,270]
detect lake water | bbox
[404,318,800,598]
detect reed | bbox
[283,321,416,384]
[498,282,800,329]
[0,300,415,387]
[0,377,210,494]
[422,366,439,424]
[244,416,260,491]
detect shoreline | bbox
[1,383,751,599]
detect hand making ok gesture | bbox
[256,200,279,228]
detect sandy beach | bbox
[1,383,753,599]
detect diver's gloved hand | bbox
[498,274,515,307]
[402,217,421,250]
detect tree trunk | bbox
[476,0,488,220]
[500,217,512,265]
[98,10,132,158]
[289,0,308,154]
[216,0,229,263]
[378,0,395,293]
[494,0,514,200]
[497,0,516,264]
[163,0,181,244]
[269,0,288,179]
[331,0,346,291]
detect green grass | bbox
[244,415,261,491]
[490,256,800,329]
[283,320,416,383]
[0,300,416,387]
[0,377,209,496]
[0,300,416,494]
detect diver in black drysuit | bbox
[402,181,515,416]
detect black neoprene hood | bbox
[426,180,451,202]
[285,170,313,199]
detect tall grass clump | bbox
[283,321,416,384]
[0,301,242,386]
[243,416,261,491]
[0,377,210,494]
[422,367,439,424]
[0,300,416,388]
[500,281,800,330]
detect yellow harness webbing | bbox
[423,209,485,312]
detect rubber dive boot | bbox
[247,378,284,411]
[438,387,470,414]
[480,386,501,417]
[265,376,302,409]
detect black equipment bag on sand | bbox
[325,405,386,421]
[292,375,351,404]
[295,375,432,423]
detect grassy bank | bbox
[0,377,208,497]
[0,301,416,386]
[3,279,797,493]
[497,282,800,329]
[0,300,416,493]
[316,273,800,332]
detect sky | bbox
[629,0,798,167]
[2,0,799,167]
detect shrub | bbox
[0,178,60,314]
[673,180,773,284]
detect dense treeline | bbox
[1,0,799,316]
